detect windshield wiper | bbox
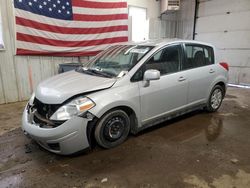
[88,68,114,78]
[78,68,96,76]
[79,67,116,78]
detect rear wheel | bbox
[206,85,224,112]
[94,110,130,148]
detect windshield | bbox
[80,45,153,78]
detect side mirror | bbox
[143,69,160,87]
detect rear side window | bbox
[182,44,214,70]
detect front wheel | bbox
[94,110,130,148]
[206,85,224,112]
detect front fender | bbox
[87,83,142,128]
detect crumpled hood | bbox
[35,70,116,104]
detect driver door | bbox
[138,44,188,125]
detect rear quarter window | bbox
[183,44,214,70]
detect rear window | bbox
[183,44,214,70]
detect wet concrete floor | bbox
[0,87,250,188]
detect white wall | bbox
[127,0,160,19]
[195,0,250,85]
[127,0,162,41]
[0,0,161,104]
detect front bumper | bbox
[22,107,90,155]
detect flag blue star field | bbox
[14,0,128,56]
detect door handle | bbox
[209,69,215,73]
[178,76,186,82]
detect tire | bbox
[206,85,224,112]
[94,110,130,149]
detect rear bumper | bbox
[22,107,90,155]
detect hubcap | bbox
[104,116,125,141]
[211,89,222,109]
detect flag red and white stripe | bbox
[14,0,128,56]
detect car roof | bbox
[122,38,214,48]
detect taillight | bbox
[219,62,229,71]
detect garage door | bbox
[195,0,250,85]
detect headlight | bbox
[50,97,95,121]
[28,93,35,105]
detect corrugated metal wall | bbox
[159,0,196,40]
[195,0,250,85]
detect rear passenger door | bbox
[182,44,215,106]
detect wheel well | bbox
[103,106,138,134]
[216,82,226,96]
[87,106,138,147]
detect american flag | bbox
[14,0,128,56]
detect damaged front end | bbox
[22,97,97,155]
[27,98,64,129]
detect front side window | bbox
[145,45,181,75]
[80,45,153,78]
[183,44,214,70]
[132,44,181,81]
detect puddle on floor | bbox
[184,169,250,188]
[205,116,223,142]
[0,174,24,188]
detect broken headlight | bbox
[50,97,95,121]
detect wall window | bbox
[129,6,149,42]
[183,45,214,70]
[0,9,4,50]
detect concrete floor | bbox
[0,87,250,188]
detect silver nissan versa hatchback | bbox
[22,39,229,155]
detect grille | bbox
[33,98,60,118]
[31,98,63,128]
